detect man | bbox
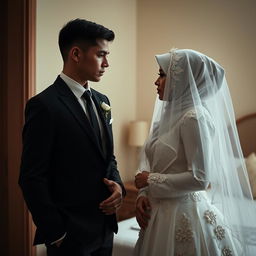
[19,19,125,256]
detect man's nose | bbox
[102,58,109,67]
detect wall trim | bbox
[1,0,36,255]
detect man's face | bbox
[77,39,110,82]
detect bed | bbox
[113,113,256,256]
[112,218,139,256]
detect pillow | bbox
[245,152,256,199]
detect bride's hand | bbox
[135,171,149,189]
[136,196,151,230]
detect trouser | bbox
[46,227,113,256]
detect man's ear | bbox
[70,47,80,63]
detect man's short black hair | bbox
[58,18,115,61]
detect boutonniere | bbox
[101,102,111,119]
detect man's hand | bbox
[136,196,151,230]
[99,178,123,215]
[135,171,149,189]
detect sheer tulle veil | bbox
[138,48,256,253]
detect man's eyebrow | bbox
[98,50,110,54]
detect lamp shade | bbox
[128,121,149,147]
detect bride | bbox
[134,49,256,255]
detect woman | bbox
[134,49,256,255]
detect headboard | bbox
[236,113,256,157]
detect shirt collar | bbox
[60,72,91,99]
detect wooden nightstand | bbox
[117,181,138,221]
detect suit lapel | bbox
[91,90,113,156]
[54,77,105,160]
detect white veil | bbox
[138,49,256,253]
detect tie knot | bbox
[82,90,92,101]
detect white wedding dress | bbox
[134,112,243,256]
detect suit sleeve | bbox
[19,97,66,244]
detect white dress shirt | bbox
[60,72,104,140]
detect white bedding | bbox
[113,217,139,256]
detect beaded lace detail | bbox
[147,173,167,184]
[214,226,226,240]
[175,213,193,242]
[184,192,201,202]
[222,247,232,256]
[190,192,201,202]
[204,210,217,225]
[203,209,232,254]
[169,48,184,88]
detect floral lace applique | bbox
[147,173,167,184]
[214,225,226,240]
[204,210,217,225]
[175,213,193,242]
[203,209,231,254]
[222,247,232,256]
[169,48,184,88]
[204,210,226,240]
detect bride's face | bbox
[154,68,166,100]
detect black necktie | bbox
[82,90,102,145]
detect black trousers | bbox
[46,228,113,256]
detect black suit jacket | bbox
[19,76,125,246]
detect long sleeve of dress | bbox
[137,187,149,200]
[148,116,212,199]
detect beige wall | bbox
[36,0,137,183]
[137,0,256,122]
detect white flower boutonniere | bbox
[101,102,111,119]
